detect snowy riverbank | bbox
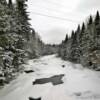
[0,55,100,100]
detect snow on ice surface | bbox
[0,55,100,100]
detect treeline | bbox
[0,0,45,85]
[58,11,100,70]
[42,44,59,56]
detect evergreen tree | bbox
[76,25,81,63]
[88,15,93,25]
[71,30,75,39]
[7,0,16,34]
[64,34,68,43]
[81,22,85,33]
[77,25,80,32]
[70,31,79,62]
[76,25,81,45]
[0,0,8,35]
[79,22,85,48]
[95,11,100,25]
[94,11,100,47]
[8,0,13,9]
[16,0,31,40]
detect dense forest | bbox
[0,0,58,86]
[0,0,44,85]
[58,11,100,70]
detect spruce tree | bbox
[71,30,75,40]
[81,22,85,33]
[88,15,93,25]
[16,0,31,40]
[79,22,85,45]
[77,25,80,32]
[76,25,81,45]
[64,34,68,43]
[94,11,100,47]
[7,0,16,34]
[8,0,13,9]
[95,11,100,25]
[70,31,79,62]
[0,0,8,35]
[76,25,81,63]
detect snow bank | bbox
[0,55,100,100]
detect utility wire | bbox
[30,5,82,17]
[28,0,84,21]
[28,0,84,16]
[31,11,80,23]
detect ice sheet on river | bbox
[0,55,100,100]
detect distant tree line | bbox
[58,11,100,70]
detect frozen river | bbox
[0,55,100,100]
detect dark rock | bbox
[33,74,64,86]
[95,67,100,71]
[29,97,41,100]
[24,70,34,73]
[0,79,5,86]
[62,65,65,68]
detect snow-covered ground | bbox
[0,55,100,100]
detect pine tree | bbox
[70,31,80,62]
[71,30,75,38]
[88,15,93,25]
[64,34,68,43]
[76,25,81,44]
[16,0,31,40]
[77,25,80,32]
[94,11,100,48]
[95,11,100,25]
[8,0,13,9]
[0,0,9,35]
[79,22,85,45]
[81,22,85,33]
[7,0,17,34]
[74,25,81,63]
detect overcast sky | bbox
[27,0,100,44]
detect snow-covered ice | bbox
[0,55,100,100]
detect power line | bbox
[30,5,82,17]
[31,11,80,23]
[28,0,84,17]
[28,0,84,23]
